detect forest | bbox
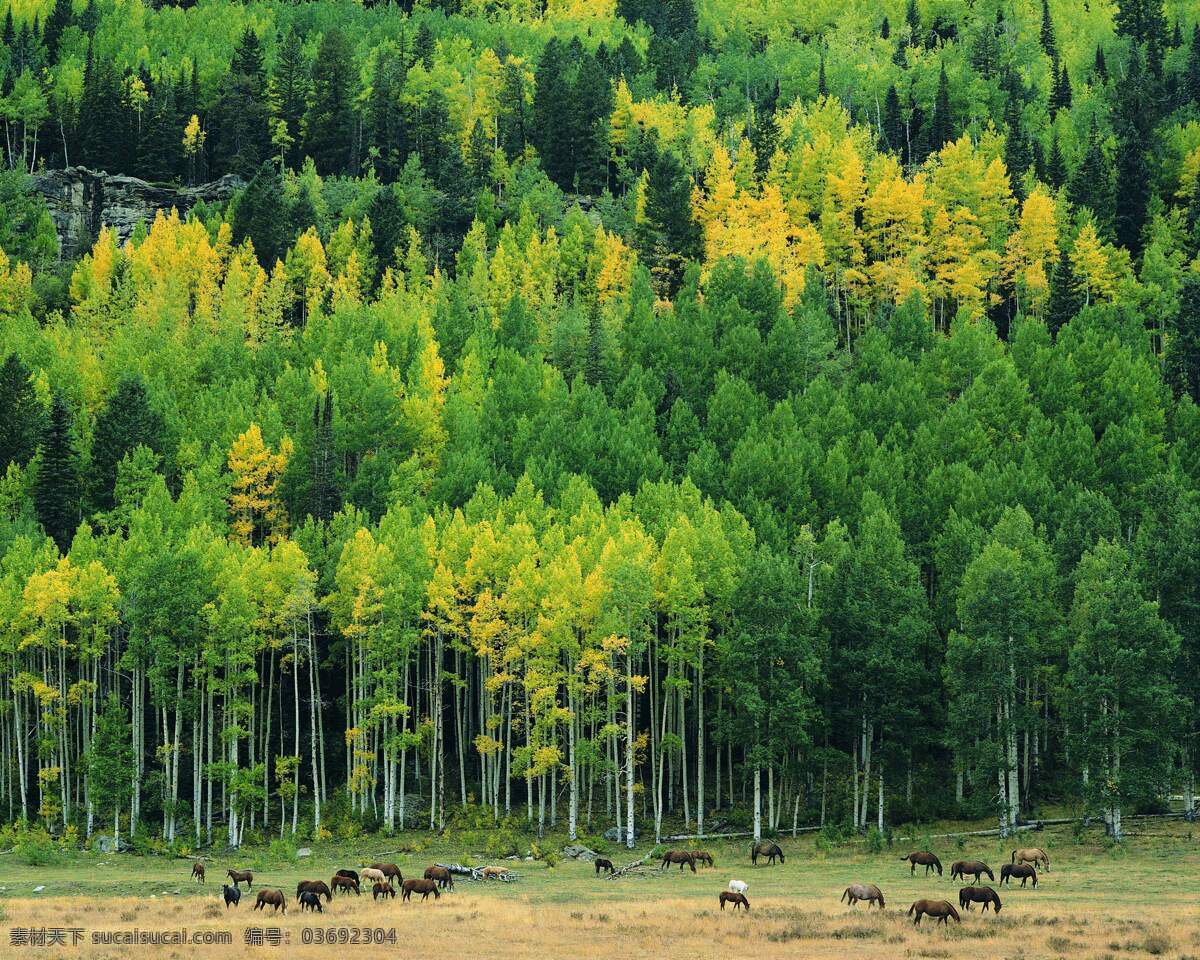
[0,0,1199,855]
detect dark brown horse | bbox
[902,852,942,876]
[372,881,396,900]
[424,865,454,890]
[1012,847,1050,872]
[227,869,254,890]
[402,878,441,901]
[690,850,714,867]
[660,850,697,872]
[191,862,205,883]
[1000,863,1037,888]
[334,869,359,883]
[594,858,615,875]
[950,860,994,883]
[371,863,403,884]
[298,891,323,913]
[959,886,1002,913]
[841,883,885,909]
[907,899,960,926]
[751,841,784,865]
[254,889,287,915]
[719,891,749,911]
[222,884,241,909]
[296,880,332,903]
[330,874,360,896]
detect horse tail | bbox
[841,889,848,904]
[1011,850,1016,863]
[906,903,915,916]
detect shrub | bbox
[16,829,61,866]
[268,837,298,863]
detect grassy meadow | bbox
[0,821,1196,959]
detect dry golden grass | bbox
[1,822,1198,959]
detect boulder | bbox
[93,834,127,853]
[560,845,598,861]
[297,847,312,858]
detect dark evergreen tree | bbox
[905,0,920,43]
[532,38,573,188]
[1115,0,1166,46]
[925,63,954,155]
[1051,62,1072,113]
[230,162,290,267]
[0,353,41,471]
[33,393,80,551]
[90,377,166,512]
[880,15,890,39]
[1188,25,1200,106]
[573,50,614,193]
[303,28,356,175]
[497,59,530,160]
[817,53,828,98]
[1040,0,1058,61]
[1068,118,1115,236]
[209,28,272,177]
[1166,275,1200,403]
[1046,245,1082,336]
[366,46,405,180]
[1113,47,1152,255]
[1046,128,1066,187]
[1093,45,1108,82]
[749,81,780,178]
[271,28,310,171]
[42,0,72,58]
[635,140,700,297]
[881,83,903,156]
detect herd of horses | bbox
[189,840,1051,927]
[191,860,465,915]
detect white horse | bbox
[728,879,749,894]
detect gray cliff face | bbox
[30,168,244,256]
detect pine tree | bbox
[33,393,81,551]
[0,352,41,470]
[573,51,614,194]
[817,54,828,98]
[1046,129,1066,187]
[925,63,954,155]
[636,140,700,297]
[881,83,904,156]
[1113,47,1152,255]
[497,59,530,160]
[271,28,309,171]
[532,38,573,189]
[366,46,405,180]
[1093,45,1108,82]
[231,162,290,267]
[880,15,890,39]
[1046,245,1082,335]
[1040,0,1058,62]
[1188,25,1200,106]
[1051,62,1072,113]
[304,28,356,175]
[90,376,166,513]
[42,0,72,58]
[1068,118,1115,236]
[88,694,134,843]
[1166,275,1200,402]
[905,0,921,43]
[210,28,272,177]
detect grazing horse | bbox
[660,850,697,873]
[227,869,253,890]
[902,852,942,877]
[594,858,615,875]
[841,883,885,909]
[254,889,287,915]
[959,886,1002,914]
[331,874,360,896]
[296,880,333,903]
[402,878,441,902]
[719,892,750,911]
[481,866,509,880]
[751,842,785,865]
[1000,863,1037,888]
[298,891,323,913]
[372,882,396,900]
[728,880,749,894]
[1012,848,1050,872]
[334,869,360,884]
[361,867,388,886]
[907,899,960,926]
[424,866,455,890]
[371,863,403,884]
[191,862,205,883]
[222,884,241,909]
[691,851,715,867]
[950,860,994,883]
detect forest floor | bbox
[0,819,1196,959]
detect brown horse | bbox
[296,880,333,903]
[950,860,994,883]
[719,891,750,911]
[481,866,509,880]
[1012,847,1050,872]
[907,899,960,926]
[191,862,205,883]
[372,881,396,900]
[690,850,714,867]
[959,886,1002,913]
[594,858,615,875]
[660,850,697,872]
[1000,863,1037,888]
[402,878,441,901]
[371,863,403,883]
[841,883,885,909]
[330,874,360,897]
[298,891,323,913]
[334,869,359,883]
[254,889,287,915]
[751,842,784,865]
[227,869,253,890]
[902,852,942,877]
[424,865,455,890]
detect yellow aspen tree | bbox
[1005,187,1058,316]
[227,423,294,546]
[1070,221,1115,306]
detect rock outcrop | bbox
[31,167,244,255]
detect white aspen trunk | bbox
[625,647,636,849]
[753,765,762,843]
[568,680,578,841]
[696,657,705,837]
[1110,698,1122,842]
